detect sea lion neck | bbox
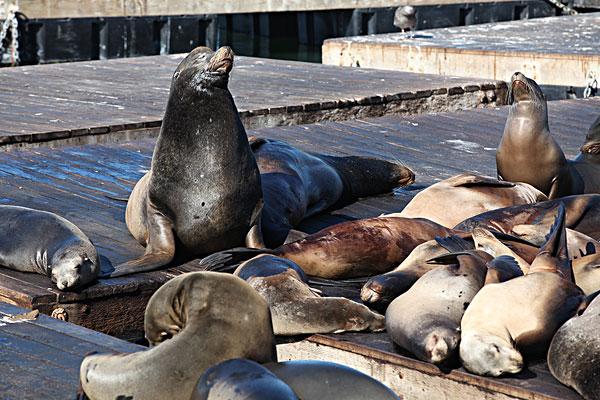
[505,100,549,137]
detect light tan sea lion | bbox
[200,216,455,279]
[386,174,546,228]
[385,252,488,364]
[234,254,385,335]
[104,46,264,278]
[548,294,600,400]
[79,272,276,400]
[496,72,578,198]
[459,205,587,377]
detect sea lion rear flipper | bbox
[434,235,474,253]
[447,174,516,188]
[284,229,308,244]
[485,255,523,284]
[100,210,175,278]
[197,247,274,272]
[472,227,530,274]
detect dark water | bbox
[218,30,322,64]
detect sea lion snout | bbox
[460,333,523,376]
[52,251,99,290]
[207,46,234,75]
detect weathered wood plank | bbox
[0,54,505,147]
[322,13,600,87]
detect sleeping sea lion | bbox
[459,205,586,376]
[548,294,600,400]
[386,174,546,228]
[496,72,578,198]
[199,216,455,279]
[79,272,276,400]
[251,137,415,247]
[234,254,384,335]
[385,251,488,364]
[0,206,100,290]
[104,46,263,278]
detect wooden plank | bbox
[322,13,600,87]
[0,54,506,147]
[0,302,142,400]
[1,0,522,19]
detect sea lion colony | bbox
[1,48,599,398]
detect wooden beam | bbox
[3,0,525,19]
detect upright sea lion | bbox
[194,359,298,400]
[200,216,455,279]
[79,272,276,400]
[496,72,577,198]
[459,205,586,376]
[234,254,384,335]
[548,294,600,400]
[251,137,415,247]
[386,174,546,228]
[105,46,263,278]
[455,194,600,242]
[385,252,488,364]
[0,206,100,290]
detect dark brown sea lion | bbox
[79,272,276,400]
[386,174,546,228]
[385,252,488,364]
[251,137,415,247]
[104,46,263,278]
[548,294,600,400]
[455,194,600,242]
[575,114,600,163]
[200,217,455,279]
[496,72,578,198]
[459,205,587,377]
[0,206,100,290]
[194,359,298,400]
[234,254,384,335]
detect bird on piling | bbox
[394,6,417,37]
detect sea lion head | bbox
[171,46,235,94]
[50,245,100,290]
[422,328,460,364]
[581,115,600,155]
[507,72,545,105]
[460,332,523,376]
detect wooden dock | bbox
[0,54,505,147]
[0,301,142,399]
[322,13,600,88]
[0,97,596,399]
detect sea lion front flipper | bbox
[246,199,266,248]
[101,209,175,278]
[197,248,273,272]
[284,229,308,244]
[484,255,523,284]
[472,227,530,274]
[447,174,516,188]
[434,235,474,253]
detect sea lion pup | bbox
[496,72,577,198]
[79,272,276,400]
[459,205,587,377]
[0,206,100,290]
[234,254,384,335]
[455,194,600,241]
[251,137,415,247]
[385,248,488,364]
[104,46,263,278]
[194,359,298,400]
[548,295,600,400]
[385,174,546,228]
[200,216,455,279]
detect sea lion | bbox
[548,294,600,400]
[572,252,600,296]
[264,360,399,400]
[459,205,587,377]
[386,174,546,228]
[575,114,600,163]
[455,194,600,242]
[565,113,600,193]
[234,254,384,335]
[385,252,488,364]
[0,205,100,290]
[79,272,276,400]
[200,216,455,279]
[105,46,263,278]
[496,72,578,198]
[251,137,415,247]
[194,359,298,400]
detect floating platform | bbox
[0,54,505,147]
[0,97,596,399]
[0,301,142,399]
[322,13,600,88]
